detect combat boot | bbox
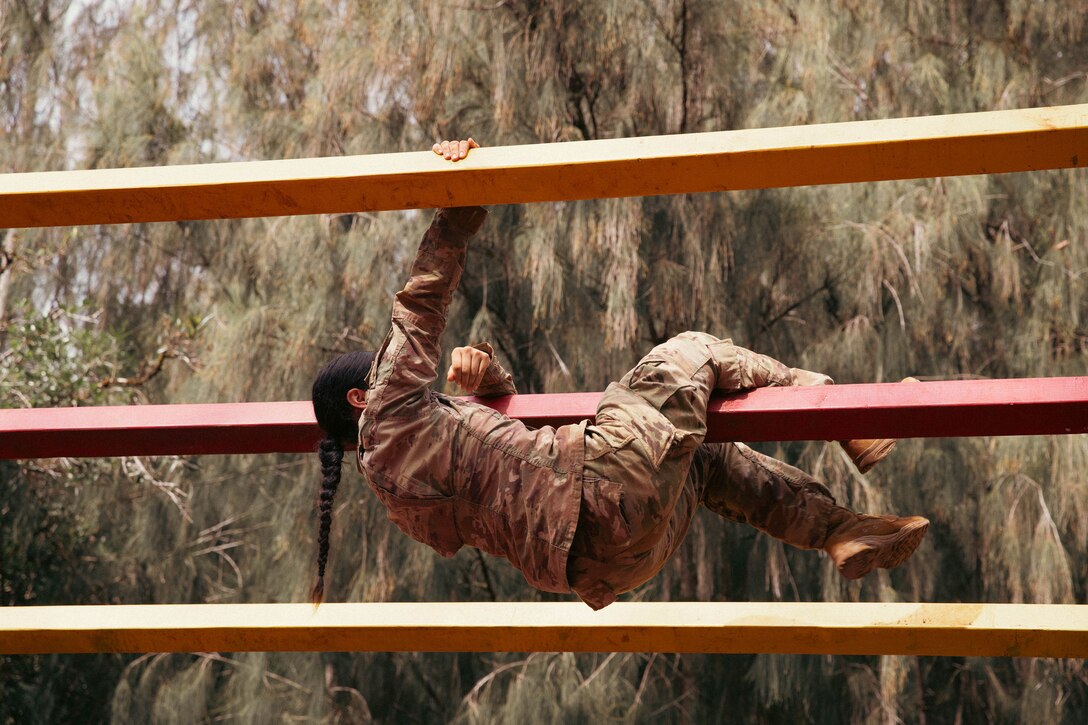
[838,377,920,473]
[823,509,929,579]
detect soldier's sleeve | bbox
[364,207,489,418]
[469,342,518,397]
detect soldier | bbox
[309,138,928,609]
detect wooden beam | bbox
[1,377,1085,459]
[1,602,1084,657]
[1,105,1085,228]
[0,400,320,459]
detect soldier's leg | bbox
[694,443,929,579]
[593,332,801,468]
[582,333,720,556]
[573,333,908,600]
[582,332,826,570]
[591,330,909,510]
[694,442,835,550]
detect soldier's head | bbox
[312,350,375,445]
[309,350,375,606]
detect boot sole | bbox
[853,439,897,474]
[849,378,920,474]
[836,518,929,580]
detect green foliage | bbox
[2,303,120,407]
[0,305,203,723]
[2,0,1087,723]
[0,303,133,723]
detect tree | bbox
[2,1,1086,722]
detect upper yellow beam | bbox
[1,105,1085,228]
[2,602,1085,657]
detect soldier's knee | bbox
[638,333,719,380]
[667,331,726,347]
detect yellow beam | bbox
[2,602,1085,657]
[2,105,1085,228]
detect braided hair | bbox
[310,350,375,606]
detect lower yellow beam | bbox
[1,104,1085,227]
[2,602,1084,657]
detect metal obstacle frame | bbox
[2,104,1087,656]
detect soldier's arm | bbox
[428,136,516,399]
[365,138,485,417]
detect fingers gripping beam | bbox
[1,105,1085,228]
[2,602,1086,657]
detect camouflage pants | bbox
[567,332,838,608]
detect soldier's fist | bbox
[447,346,490,393]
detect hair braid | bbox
[310,349,374,606]
[312,436,345,606]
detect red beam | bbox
[707,376,1088,442]
[0,401,318,459]
[1,377,1085,459]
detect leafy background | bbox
[2,1,1086,722]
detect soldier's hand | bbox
[447,346,490,393]
[432,138,479,162]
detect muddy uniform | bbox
[361,208,840,609]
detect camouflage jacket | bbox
[358,207,586,594]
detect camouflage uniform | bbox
[568,331,836,608]
[359,207,584,595]
[360,208,845,610]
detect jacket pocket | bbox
[368,467,447,501]
[368,478,462,557]
[589,408,679,472]
[580,476,632,549]
[583,421,636,461]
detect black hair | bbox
[310,350,375,606]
